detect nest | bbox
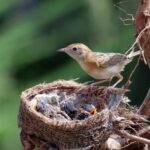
[18,80,149,150]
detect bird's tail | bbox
[127,50,143,59]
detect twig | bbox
[120,16,134,26]
[124,54,141,89]
[125,25,150,55]
[138,88,150,117]
[117,130,150,145]
[138,127,150,139]
[123,26,150,89]
[138,42,147,64]
[114,2,134,26]
[114,1,130,15]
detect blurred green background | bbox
[0,0,150,149]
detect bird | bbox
[58,43,141,87]
[83,104,97,115]
[74,104,97,120]
[60,99,77,119]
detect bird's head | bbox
[58,43,91,61]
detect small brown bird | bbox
[58,43,141,87]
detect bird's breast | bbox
[79,61,124,79]
[79,61,107,79]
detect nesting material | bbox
[18,80,149,150]
[34,89,100,121]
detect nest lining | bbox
[31,88,107,121]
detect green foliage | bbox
[0,0,149,149]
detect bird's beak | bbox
[57,48,66,52]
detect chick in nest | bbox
[35,94,70,120]
[75,104,97,120]
[60,98,78,119]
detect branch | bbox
[138,88,150,116]
[135,0,150,118]
[117,130,150,145]
[135,0,150,68]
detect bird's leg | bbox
[112,74,123,87]
[85,79,111,98]
[91,79,111,86]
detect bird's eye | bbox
[72,47,77,51]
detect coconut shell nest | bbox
[18,80,150,150]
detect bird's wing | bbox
[94,52,127,67]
